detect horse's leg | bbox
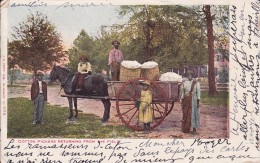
[73,97,78,118]
[101,99,111,123]
[67,97,73,119]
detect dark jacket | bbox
[31,80,47,101]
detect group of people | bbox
[30,40,124,126]
[137,71,201,134]
[31,40,201,135]
[74,40,124,91]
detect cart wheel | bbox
[166,102,175,116]
[116,78,168,131]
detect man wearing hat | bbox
[108,40,124,81]
[180,70,201,134]
[31,71,47,126]
[138,80,153,133]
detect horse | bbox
[48,65,111,122]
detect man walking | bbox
[31,71,47,126]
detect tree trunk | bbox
[143,6,152,61]
[203,5,217,96]
[33,69,37,81]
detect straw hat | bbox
[141,80,151,86]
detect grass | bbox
[7,85,27,88]
[201,91,229,106]
[8,97,132,138]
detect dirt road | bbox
[8,85,229,139]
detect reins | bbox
[56,67,74,95]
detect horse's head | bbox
[48,65,59,84]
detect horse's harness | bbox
[59,72,74,94]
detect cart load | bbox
[120,60,141,81]
[141,61,160,81]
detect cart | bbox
[62,78,180,131]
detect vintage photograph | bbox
[7,4,229,139]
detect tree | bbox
[9,12,65,76]
[8,41,20,85]
[117,5,208,71]
[67,29,95,72]
[203,5,217,95]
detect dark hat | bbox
[187,70,193,74]
[182,70,193,77]
[79,55,89,62]
[36,72,44,76]
[112,40,120,45]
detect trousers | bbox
[111,62,120,81]
[33,94,44,124]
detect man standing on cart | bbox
[108,40,124,81]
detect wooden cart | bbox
[108,78,180,131]
[62,78,180,131]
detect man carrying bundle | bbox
[180,70,201,134]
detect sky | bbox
[8,5,128,48]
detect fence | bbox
[200,82,229,92]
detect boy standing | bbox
[138,80,153,133]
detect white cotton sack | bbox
[141,61,158,69]
[121,60,142,69]
[159,72,183,82]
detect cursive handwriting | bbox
[4,139,20,150]
[68,157,105,163]
[94,141,131,163]
[190,139,230,148]
[55,1,112,10]
[10,0,47,7]
[220,142,250,152]
[139,139,184,148]
[26,143,88,150]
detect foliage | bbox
[9,12,66,75]
[8,69,32,85]
[217,68,229,83]
[67,30,95,72]
[67,29,121,73]
[8,69,18,86]
[66,5,228,75]
[115,5,209,71]
[201,91,229,106]
[8,97,132,138]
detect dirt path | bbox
[8,85,229,139]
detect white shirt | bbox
[38,81,43,93]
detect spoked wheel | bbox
[116,78,168,131]
[166,102,175,116]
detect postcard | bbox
[1,0,259,162]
